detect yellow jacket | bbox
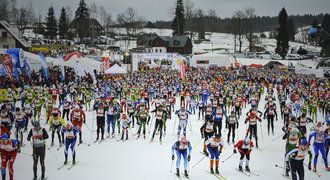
[48,116,66,126]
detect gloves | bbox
[188,154,191,161]
[171,154,175,160]
[286,161,290,171]
[233,149,237,154]
[308,162,311,171]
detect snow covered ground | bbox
[14,90,330,180]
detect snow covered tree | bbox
[45,6,58,39]
[172,0,185,35]
[275,8,289,59]
[75,0,90,39]
[58,7,69,39]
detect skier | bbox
[70,105,86,144]
[285,139,312,180]
[226,111,239,144]
[59,98,71,121]
[0,105,12,131]
[197,97,205,120]
[27,121,49,180]
[23,104,33,132]
[212,104,226,136]
[13,107,26,145]
[200,120,216,155]
[171,137,192,177]
[119,113,131,140]
[205,134,224,174]
[136,103,150,139]
[94,102,108,141]
[297,113,312,138]
[0,133,20,180]
[48,112,66,147]
[326,117,330,160]
[233,137,254,172]
[106,102,118,138]
[245,111,262,148]
[62,121,79,165]
[263,104,278,135]
[150,104,167,143]
[175,106,191,138]
[308,125,330,171]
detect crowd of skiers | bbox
[0,65,329,180]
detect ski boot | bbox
[33,177,37,180]
[73,155,76,165]
[176,168,180,176]
[232,139,235,144]
[245,166,250,172]
[64,159,68,165]
[325,166,330,171]
[215,168,219,174]
[312,166,316,172]
[51,141,54,146]
[210,168,214,174]
[184,170,189,177]
[239,165,243,172]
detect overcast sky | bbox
[18,0,330,21]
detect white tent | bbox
[191,52,234,67]
[105,64,127,74]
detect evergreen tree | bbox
[45,6,57,39]
[275,8,289,59]
[287,18,296,41]
[58,7,69,39]
[75,0,90,39]
[320,14,330,57]
[171,0,185,35]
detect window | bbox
[174,40,180,45]
[155,49,158,53]
[3,45,9,48]
[197,60,209,64]
[2,32,7,38]
[160,49,162,53]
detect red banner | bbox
[0,54,13,77]
[180,62,185,79]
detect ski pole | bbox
[46,145,58,159]
[19,151,33,156]
[272,134,283,141]
[191,155,208,169]
[259,122,264,144]
[83,122,93,133]
[188,118,193,134]
[170,159,174,172]
[193,138,203,148]
[172,116,177,135]
[222,153,235,163]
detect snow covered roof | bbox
[0,21,31,49]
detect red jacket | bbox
[234,140,254,155]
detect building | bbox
[136,33,192,55]
[68,18,104,38]
[0,21,31,51]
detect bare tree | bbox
[26,1,36,25]
[232,10,245,53]
[65,6,73,23]
[194,8,205,40]
[184,0,194,38]
[117,7,139,36]
[0,0,10,21]
[89,1,98,19]
[244,7,256,52]
[208,9,217,32]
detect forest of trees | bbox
[154,13,324,34]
